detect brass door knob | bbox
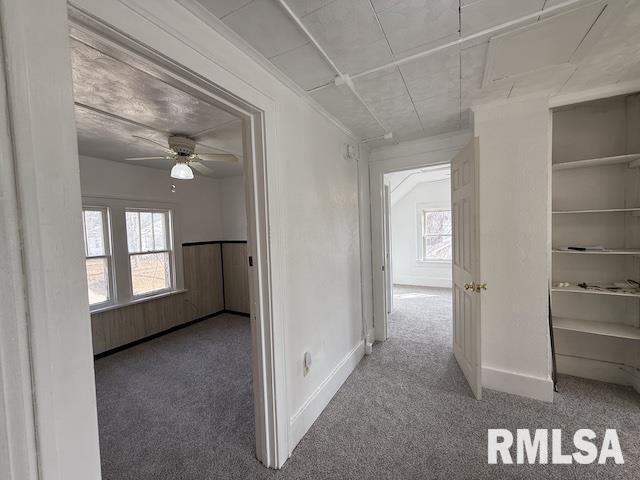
[464,282,487,293]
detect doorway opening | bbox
[383,165,453,346]
[67,9,285,474]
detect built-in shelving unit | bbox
[553,248,640,255]
[552,153,640,170]
[551,94,640,392]
[552,285,640,298]
[553,207,640,214]
[553,317,640,340]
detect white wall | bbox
[79,155,224,243]
[390,179,452,288]
[473,97,554,402]
[71,0,365,461]
[79,155,248,243]
[219,175,247,240]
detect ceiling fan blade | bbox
[190,161,215,175]
[131,135,174,154]
[197,153,238,163]
[124,156,168,161]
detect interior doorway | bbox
[65,9,286,472]
[382,164,453,343]
[371,137,482,399]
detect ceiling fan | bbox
[125,135,239,179]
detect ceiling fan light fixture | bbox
[170,162,194,180]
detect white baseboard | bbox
[556,354,640,393]
[482,365,554,402]
[289,341,364,454]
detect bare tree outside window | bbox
[125,210,173,296]
[420,210,452,261]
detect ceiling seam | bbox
[367,0,424,135]
[350,0,591,81]
[173,0,359,139]
[267,40,313,61]
[219,0,256,21]
[274,0,390,135]
[569,4,608,60]
[300,0,339,18]
[539,0,549,21]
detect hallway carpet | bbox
[96,288,639,480]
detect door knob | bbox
[464,282,487,293]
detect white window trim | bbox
[416,205,452,264]
[125,207,176,299]
[82,195,185,311]
[82,206,115,310]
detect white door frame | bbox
[369,132,472,342]
[0,2,288,478]
[382,184,394,315]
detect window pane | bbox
[86,257,109,305]
[84,210,105,257]
[425,211,452,235]
[126,211,141,253]
[423,235,452,260]
[152,212,167,251]
[130,252,171,296]
[140,212,154,252]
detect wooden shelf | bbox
[552,248,640,255]
[552,285,640,298]
[552,208,640,214]
[553,317,640,340]
[553,153,640,170]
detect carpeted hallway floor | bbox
[96,286,639,480]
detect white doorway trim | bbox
[0,2,289,479]
[369,131,472,342]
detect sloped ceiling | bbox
[387,164,451,205]
[187,0,640,145]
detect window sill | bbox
[90,288,188,315]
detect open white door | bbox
[451,138,483,400]
[383,184,393,315]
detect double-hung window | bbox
[125,209,173,297]
[420,209,452,261]
[82,208,112,307]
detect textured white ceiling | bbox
[71,39,244,178]
[195,0,640,143]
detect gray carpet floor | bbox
[96,286,639,479]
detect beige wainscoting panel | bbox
[92,243,225,355]
[91,292,187,355]
[183,243,225,320]
[222,243,250,314]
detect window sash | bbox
[128,250,173,297]
[82,207,113,307]
[420,209,452,261]
[126,209,174,298]
[125,209,171,254]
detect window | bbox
[125,210,173,297]
[420,209,452,261]
[82,208,112,306]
